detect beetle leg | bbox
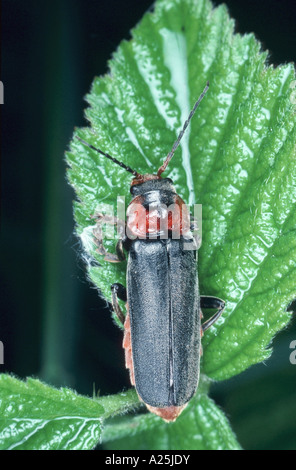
[200,310,204,356]
[92,213,126,263]
[115,238,127,261]
[111,283,127,325]
[200,296,225,332]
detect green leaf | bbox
[65,0,296,449]
[0,374,140,450]
[102,390,241,450]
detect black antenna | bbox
[157,81,209,177]
[76,136,139,177]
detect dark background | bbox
[1,0,296,450]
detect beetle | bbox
[76,82,225,422]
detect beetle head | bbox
[130,176,175,196]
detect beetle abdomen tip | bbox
[145,403,188,422]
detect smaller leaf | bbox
[102,389,241,450]
[0,375,139,450]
